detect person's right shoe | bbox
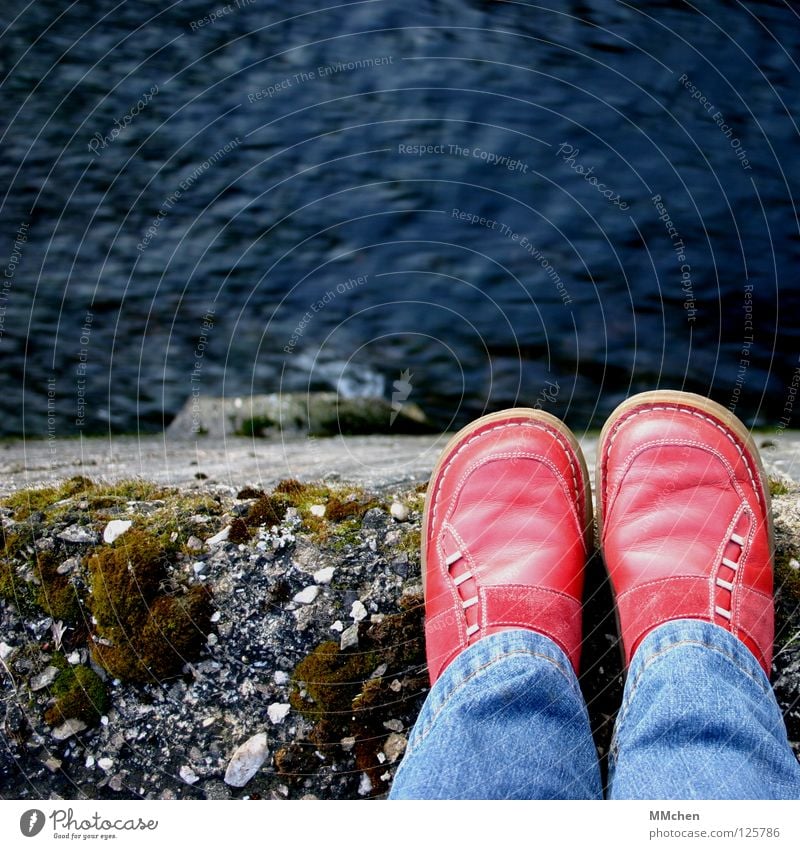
[597,390,774,676]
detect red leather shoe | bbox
[422,409,592,684]
[597,391,774,676]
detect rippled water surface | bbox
[1,0,799,435]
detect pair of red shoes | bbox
[423,391,774,683]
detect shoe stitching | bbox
[615,575,772,611]
[431,421,583,526]
[732,516,760,638]
[603,405,764,513]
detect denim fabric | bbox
[389,621,800,800]
[609,620,800,799]
[390,629,602,799]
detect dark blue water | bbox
[1,0,799,436]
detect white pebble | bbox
[390,502,409,521]
[340,624,359,651]
[273,671,289,685]
[293,585,320,604]
[383,732,408,763]
[30,666,59,691]
[309,504,326,518]
[267,703,291,725]
[350,600,367,622]
[52,719,87,741]
[0,642,15,661]
[179,765,199,785]
[313,566,335,585]
[103,519,132,544]
[224,733,268,788]
[358,772,373,796]
[330,620,344,633]
[98,757,114,771]
[206,526,230,546]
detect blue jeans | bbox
[389,620,800,799]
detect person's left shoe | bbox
[422,409,592,684]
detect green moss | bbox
[88,529,166,635]
[261,479,381,545]
[396,528,421,561]
[245,493,290,528]
[0,527,39,613]
[44,664,108,727]
[0,559,27,607]
[769,477,791,497]
[328,518,364,552]
[325,497,370,523]
[236,487,265,500]
[33,551,81,622]
[2,476,94,519]
[227,518,251,544]
[290,594,427,794]
[137,586,213,678]
[89,479,170,503]
[237,414,278,437]
[775,548,800,602]
[142,494,222,550]
[87,529,213,683]
[290,641,380,729]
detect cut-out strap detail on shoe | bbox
[445,550,462,566]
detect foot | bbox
[597,391,774,675]
[422,409,592,684]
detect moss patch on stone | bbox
[0,525,39,614]
[33,551,82,623]
[87,528,213,683]
[289,593,426,794]
[1,476,94,520]
[396,527,421,561]
[769,477,792,498]
[775,547,800,603]
[44,662,108,727]
[230,479,381,545]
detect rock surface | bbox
[166,393,432,440]
[1,432,799,802]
